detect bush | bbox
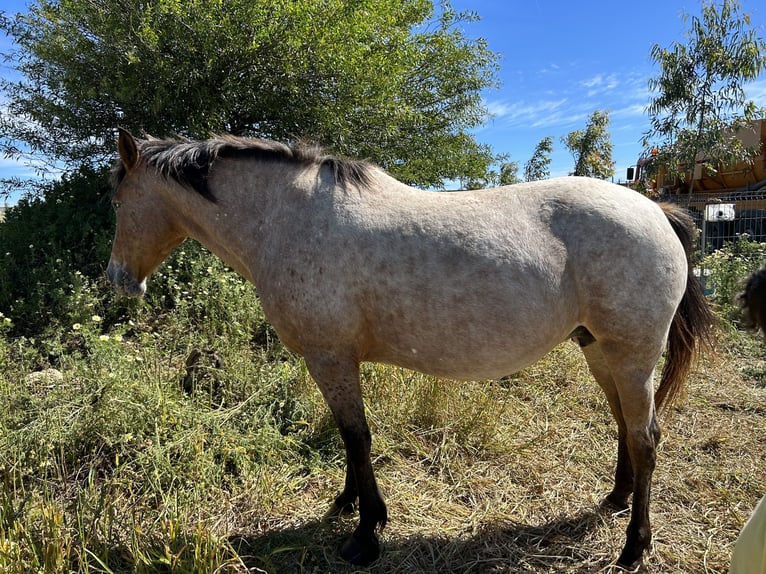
[701,234,766,323]
[0,166,117,338]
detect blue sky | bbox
[2,1,766,199]
[448,0,766,184]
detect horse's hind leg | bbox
[582,343,633,509]
[304,352,387,566]
[582,341,661,570]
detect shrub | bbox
[701,234,766,323]
[0,166,117,338]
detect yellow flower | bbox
[99,335,110,342]
[72,323,82,331]
[91,315,102,323]
[113,334,123,342]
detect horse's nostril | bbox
[106,262,117,284]
[106,260,146,297]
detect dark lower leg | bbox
[616,424,658,570]
[606,434,634,510]
[305,354,387,565]
[617,478,653,569]
[325,454,358,518]
[338,425,387,565]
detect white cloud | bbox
[537,63,561,76]
[579,73,619,96]
[580,74,605,89]
[611,103,648,121]
[484,98,569,126]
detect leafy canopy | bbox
[462,156,520,189]
[643,0,766,187]
[561,110,615,179]
[524,136,554,182]
[0,0,500,188]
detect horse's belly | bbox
[363,324,571,381]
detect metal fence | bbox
[662,191,766,258]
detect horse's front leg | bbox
[305,352,387,566]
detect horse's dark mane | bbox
[112,135,375,201]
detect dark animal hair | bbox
[739,263,766,333]
[654,203,717,413]
[112,135,375,201]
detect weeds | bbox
[701,233,766,322]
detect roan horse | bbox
[107,128,714,570]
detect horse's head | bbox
[107,129,186,297]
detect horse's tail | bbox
[738,263,766,333]
[654,203,717,413]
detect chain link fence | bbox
[662,191,766,258]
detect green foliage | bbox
[701,234,766,322]
[464,158,520,189]
[644,0,766,187]
[0,313,315,572]
[0,166,118,339]
[524,136,554,182]
[142,243,274,350]
[0,0,499,188]
[561,110,615,179]
[498,161,521,186]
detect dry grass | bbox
[226,342,766,574]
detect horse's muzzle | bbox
[106,260,147,297]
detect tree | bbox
[0,0,499,188]
[643,0,766,191]
[499,161,521,186]
[464,158,519,189]
[561,110,615,179]
[524,136,554,182]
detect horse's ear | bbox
[117,127,139,170]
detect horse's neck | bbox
[170,186,262,284]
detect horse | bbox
[739,263,766,334]
[107,128,715,570]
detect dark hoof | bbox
[322,501,356,521]
[340,533,380,566]
[616,548,644,572]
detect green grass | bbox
[0,309,321,573]
[1,267,765,572]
